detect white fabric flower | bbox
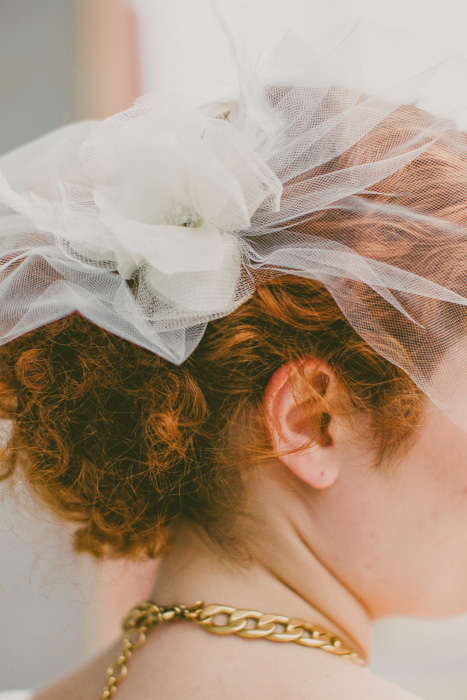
[0,93,282,318]
[75,93,283,312]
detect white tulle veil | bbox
[2,5,467,429]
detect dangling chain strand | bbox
[100,600,366,699]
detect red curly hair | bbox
[1,103,465,560]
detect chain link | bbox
[196,603,366,663]
[99,600,366,698]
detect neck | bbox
[150,474,371,662]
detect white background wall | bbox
[0,2,92,691]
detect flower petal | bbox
[111,219,234,275]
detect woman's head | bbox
[2,102,467,621]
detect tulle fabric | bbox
[2,10,467,429]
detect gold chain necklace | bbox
[100,600,367,699]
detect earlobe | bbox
[263,359,341,490]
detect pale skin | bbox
[32,355,467,699]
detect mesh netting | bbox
[2,16,467,428]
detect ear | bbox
[263,359,342,489]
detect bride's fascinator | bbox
[1,9,467,430]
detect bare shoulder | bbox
[273,646,425,700]
[295,653,425,700]
[339,667,424,700]
[30,627,425,700]
[31,639,121,700]
[31,663,425,700]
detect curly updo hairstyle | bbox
[1,103,466,560]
